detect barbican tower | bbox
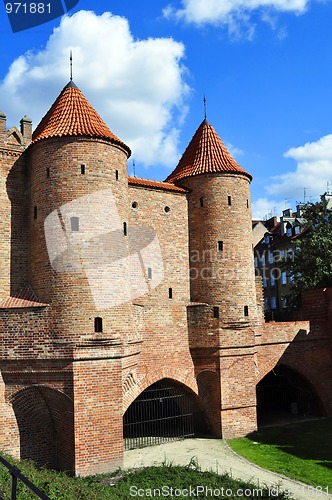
[166,118,259,436]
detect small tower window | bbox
[70,217,79,232]
[244,305,249,317]
[124,222,127,236]
[81,164,85,175]
[94,317,103,333]
[34,206,37,220]
[169,287,173,299]
[228,196,232,206]
[247,199,249,208]
[132,201,138,209]
[164,206,170,213]
[115,170,119,180]
[46,167,50,178]
[200,197,204,207]
[218,241,223,252]
[147,267,152,280]
[213,306,219,318]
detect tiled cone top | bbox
[166,119,252,183]
[32,81,131,157]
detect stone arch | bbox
[123,366,197,413]
[256,364,324,427]
[9,385,74,472]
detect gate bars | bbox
[124,382,196,450]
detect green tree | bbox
[282,198,332,309]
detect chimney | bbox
[20,115,32,142]
[0,110,6,136]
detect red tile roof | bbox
[32,81,131,157]
[0,285,48,309]
[165,119,252,183]
[128,176,188,193]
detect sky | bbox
[1,0,332,220]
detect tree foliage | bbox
[282,198,332,308]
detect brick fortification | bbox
[0,83,331,475]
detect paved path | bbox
[124,438,332,499]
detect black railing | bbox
[0,454,51,500]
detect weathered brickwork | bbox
[1,84,332,475]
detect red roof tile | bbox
[128,176,188,193]
[32,81,131,157]
[166,119,252,183]
[0,285,48,309]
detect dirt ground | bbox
[124,438,332,499]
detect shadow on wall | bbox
[256,364,324,428]
[10,385,74,473]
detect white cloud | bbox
[163,0,309,36]
[251,197,286,220]
[0,10,190,168]
[226,142,244,157]
[266,135,332,201]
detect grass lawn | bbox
[228,418,332,490]
[0,453,290,500]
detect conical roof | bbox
[32,81,131,157]
[165,119,251,183]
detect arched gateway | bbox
[256,365,323,427]
[123,378,209,450]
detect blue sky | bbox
[1,0,332,219]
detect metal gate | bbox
[124,381,197,450]
[256,365,322,426]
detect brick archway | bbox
[123,377,209,450]
[123,367,197,413]
[256,364,324,427]
[10,385,74,472]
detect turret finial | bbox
[203,94,207,120]
[70,50,73,81]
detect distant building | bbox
[254,194,332,317]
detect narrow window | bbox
[218,241,223,252]
[70,217,79,232]
[147,267,152,280]
[213,306,219,319]
[34,206,37,220]
[81,164,85,175]
[164,206,170,213]
[132,201,138,209]
[94,317,103,333]
[244,305,249,317]
[123,222,127,236]
[115,170,119,180]
[247,199,249,208]
[169,288,173,299]
[228,196,232,206]
[200,197,204,207]
[46,167,50,178]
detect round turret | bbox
[166,119,258,325]
[28,81,133,344]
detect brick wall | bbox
[0,122,29,301]
[125,184,197,404]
